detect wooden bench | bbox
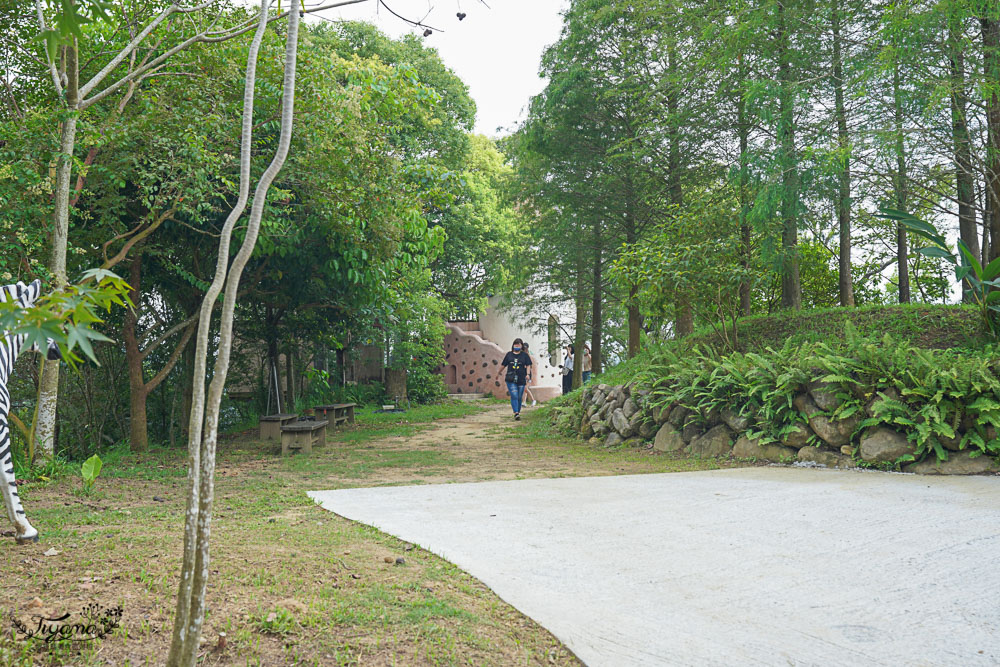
[259,413,299,441]
[313,403,357,426]
[280,420,328,455]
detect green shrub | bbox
[405,365,447,404]
[636,323,1000,463]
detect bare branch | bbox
[80,0,370,110]
[78,1,215,100]
[141,313,199,361]
[145,319,196,392]
[34,0,64,97]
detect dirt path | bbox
[313,402,737,489]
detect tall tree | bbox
[831,0,856,306]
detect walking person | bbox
[582,345,593,384]
[500,338,532,420]
[559,344,574,395]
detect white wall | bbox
[479,296,567,390]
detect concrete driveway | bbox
[309,467,1000,666]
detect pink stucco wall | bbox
[440,323,560,401]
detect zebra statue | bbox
[1,279,60,544]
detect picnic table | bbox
[313,403,357,426]
[259,413,298,441]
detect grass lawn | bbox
[0,401,736,666]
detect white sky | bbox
[305,0,569,136]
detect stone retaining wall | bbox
[551,382,1000,476]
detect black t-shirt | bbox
[501,351,532,385]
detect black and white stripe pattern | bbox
[1,279,58,544]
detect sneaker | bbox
[514,413,520,421]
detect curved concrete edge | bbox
[309,467,1000,666]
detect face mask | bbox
[513,347,521,352]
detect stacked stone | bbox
[575,379,999,475]
[578,383,657,448]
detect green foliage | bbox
[404,365,448,404]
[0,269,131,368]
[298,370,386,409]
[37,0,115,62]
[879,208,1000,338]
[632,324,1000,464]
[81,453,103,494]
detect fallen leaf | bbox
[42,548,60,557]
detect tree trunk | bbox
[34,37,81,463]
[285,344,294,409]
[181,341,194,441]
[385,369,407,401]
[950,16,980,301]
[832,0,855,307]
[777,0,801,310]
[627,297,641,358]
[667,41,682,207]
[675,304,694,337]
[590,219,603,375]
[737,51,752,317]
[168,1,290,662]
[123,254,149,451]
[572,255,586,390]
[983,15,1000,263]
[624,184,641,359]
[893,60,911,303]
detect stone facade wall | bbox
[441,324,560,401]
[552,381,1000,476]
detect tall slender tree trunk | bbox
[181,341,194,441]
[624,184,641,358]
[168,1,288,661]
[666,41,682,207]
[34,40,80,462]
[950,17,979,302]
[285,344,294,409]
[777,0,801,310]
[123,254,149,451]
[832,0,855,307]
[590,218,603,375]
[737,51,752,317]
[983,14,1000,263]
[572,253,586,390]
[893,60,911,303]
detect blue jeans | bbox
[506,382,526,414]
[582,371,592,384]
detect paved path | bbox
[310,467,1000,666]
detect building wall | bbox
[478,296,563,395]
[440,297,563,402]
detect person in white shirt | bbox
[559,344,574,395]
